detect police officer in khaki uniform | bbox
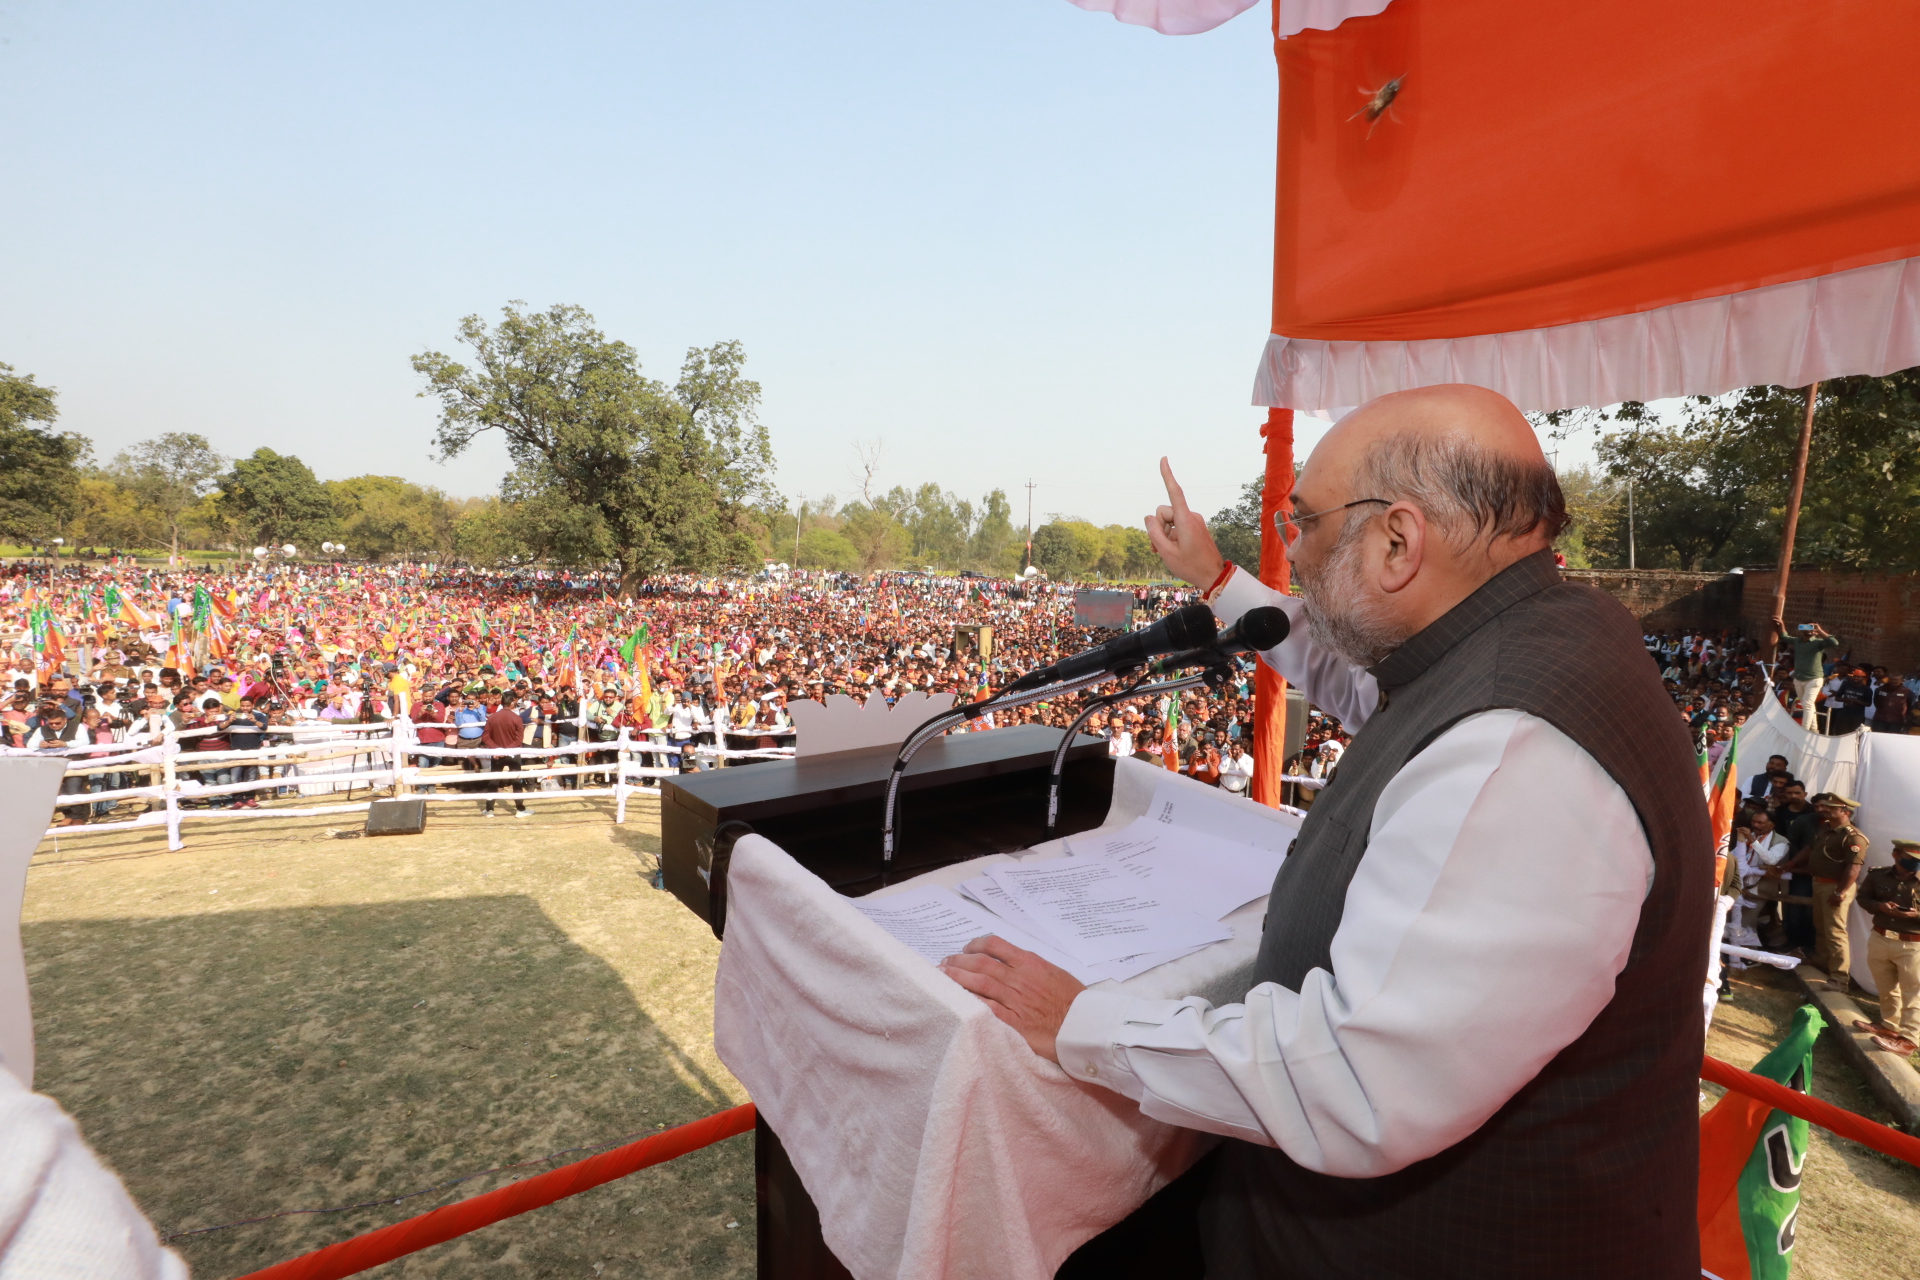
[1797,793,1869,986]
[1856,839,1920,1055]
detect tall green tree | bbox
[0,362,87,543]
[968,489,1017,571]
[1722,371,1920,568]
[1208,475,1266,573]
[217,448,337,549]
[1031,518,1112,580]
[107,432,227,561]
[839,502,911,571]
[901,484,975,567]
[1597,420,1757,570]
[412,303,778,593]
[452,496,533,567]
[1553,466,1622,569]
[325,475,452,560]
[797,525,859,571]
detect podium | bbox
[659,725,1114,934]
[664,737,1279,1279]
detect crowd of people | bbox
[10,564,1917,807]
[2,561,1302,821]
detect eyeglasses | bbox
[1273,498,1391,549]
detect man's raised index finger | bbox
[1159,457,1193,520]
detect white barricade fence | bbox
[23,717,795,851]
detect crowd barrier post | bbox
[614,726,632,824]
[162,742,183,852]
[391,718,414,799]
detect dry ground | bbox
[25,791,752,1279]
[21,796,1920,1279]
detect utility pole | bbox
[1024,481,1036,571]
[1626,479,1635,571]
[793,498,803,566]
[1766,383,1821,653]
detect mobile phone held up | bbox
[1797,623,1814,632]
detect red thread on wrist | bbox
[1203,562,1235,602]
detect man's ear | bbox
[1377,503,1426,594]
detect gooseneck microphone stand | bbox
[880,655,1243,873]
[879,668,1121,871]
[1042,660,1234,835]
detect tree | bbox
[412,303,778,592]
[1546,369,1920,571]
[839,502,911,571]
[108,432,227,561]
[1721,371,1920,568]
[70,476,152,548]
[0,362,87,543]
[968,489,1017,571]
[1093,524,1158,579]
[325,475,450,560]
[797,526,859,571]
[1208,475,1265,573]
[1553,467,1622,569]
[1030,518,1109,580]
[453,496,534,567]
[902,484,975,568]
[217,448,337,549]
[1597,415,1759,570]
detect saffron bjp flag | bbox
[1698,1005,1820,1280]
[1708,728,1742,851]
[106,584,151,629]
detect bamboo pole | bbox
[1766,383,1820,653]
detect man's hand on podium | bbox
[940,935,1085,1064]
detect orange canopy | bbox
[1256,0,1920,410]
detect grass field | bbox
[24,793,753,1279]
[20,796,1920,1279]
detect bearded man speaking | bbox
[940,386,1711,1279]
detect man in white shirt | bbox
[940,385,1709,1280]
[1219,740,1254,792]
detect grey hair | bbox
[1357,432,1568,547]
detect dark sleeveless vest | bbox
[1200,550,1710,1280]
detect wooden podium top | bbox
[659,725,1114,921]
[662,725,1105,826]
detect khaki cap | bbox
[1891,838,1920,851]
[1816,793,1862,810]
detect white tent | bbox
[1746,690,1920,994]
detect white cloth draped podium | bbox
[713,758,1298,1280]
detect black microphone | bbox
[1151,606,1291,674]
[1005,604,1218,692]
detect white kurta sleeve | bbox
[0,1066,187,1280]
[1055,709,1654,1178]
[1206,567,1377,733]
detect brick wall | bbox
[1561,568,1745,631]
[1738,568,1920,673]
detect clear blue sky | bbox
[0,1,1328,531]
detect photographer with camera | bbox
[1775,616,1840,729]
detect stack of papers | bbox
[853,778,1289,984]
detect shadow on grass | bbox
[27,895,753,1279]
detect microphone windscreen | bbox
[1238,607,1290,651]
[1163,604,1218,649]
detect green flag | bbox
[1698,1004,1821,1280]
[619,623,651,667]
[192,585,212,628]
